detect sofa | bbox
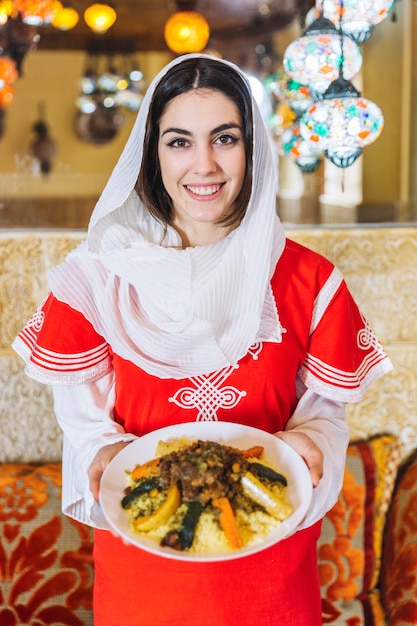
[1,435,417,626]
[1,228,417,625]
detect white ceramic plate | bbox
[99,421,313,562]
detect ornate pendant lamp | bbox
[321,0,395,44]
[283,12,362,101]
[84,3,116,34]
[281,122,323,173]
[299,7,384,170]
[265,70,314,118]
[164,4,210,54]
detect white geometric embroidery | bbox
[169,365,246,421]
[27,296,47,332]
[357,313,382,351]
[247,342,263,360]
[168,343,264,421]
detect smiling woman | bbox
[156,89,246,246]
[12,53,392,626]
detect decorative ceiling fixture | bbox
[51,2,79,30]
[164,2,210,54]
[265,70,314,117]
[12,0,57,25]
[0,0,12,25]
[30,101,57,175]
[83,2,116,34]
[283,12,362,101]
[320,0,395,44]
[299,1,384,169]
[281,122,323,173]
[75,45,146,144]
[299,76,384,168]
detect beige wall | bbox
[0,50,171,198]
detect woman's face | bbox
[157,88,246,246]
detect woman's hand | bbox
[88,441,132,501]
[275,430,323,488]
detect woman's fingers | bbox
[88,441,131,501]
[275,430,323,488]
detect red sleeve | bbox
[13,293,112,385]
[274,239,393,403]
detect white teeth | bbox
[186,184,221,196]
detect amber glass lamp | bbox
[164,10,210,54]
[84,3,116,34]
[51,2,79,29]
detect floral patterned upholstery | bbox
[1,439,416,625]
[380,450,417,625]
[319,435,403,625]
[0,463,93,626]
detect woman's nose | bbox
[193,144,217,174]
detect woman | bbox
[13,54,392,625]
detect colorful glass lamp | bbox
[300,76,384,168]
[321,0,395,44]
[283,14,362,101]
[281,122,323,173]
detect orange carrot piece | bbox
[130,457,161,481]
[240,445,264,459]
[212,497,243,549]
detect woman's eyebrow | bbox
[161,122,242,138]
[161,127,192,137]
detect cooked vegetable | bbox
[161,501,204,550]
[121,477,161,509]
[249,462,288,486]
[133,484,181,531]
[212,497,242,549]
[241,472,293,521]
[240,445,264,459]
[130,457,161,481]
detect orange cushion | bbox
[0,463,94,625]
[319,435,402,624]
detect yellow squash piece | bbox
[241,472,293,521]
[133,484,181,532]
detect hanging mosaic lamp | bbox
[13,0,58,25]
[321,0,395,44]
[164,10,210,54]
[283,13,362,101]
[281,122,323,173]
[299,76,384,168]
[84,3,117,34]
[264,71,314,118]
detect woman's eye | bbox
[168,138,189,148]
[216,134,238,145]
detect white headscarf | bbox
[49,54,286,379]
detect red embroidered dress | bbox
[13,239,392,626]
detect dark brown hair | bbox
[135,57,253,228]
